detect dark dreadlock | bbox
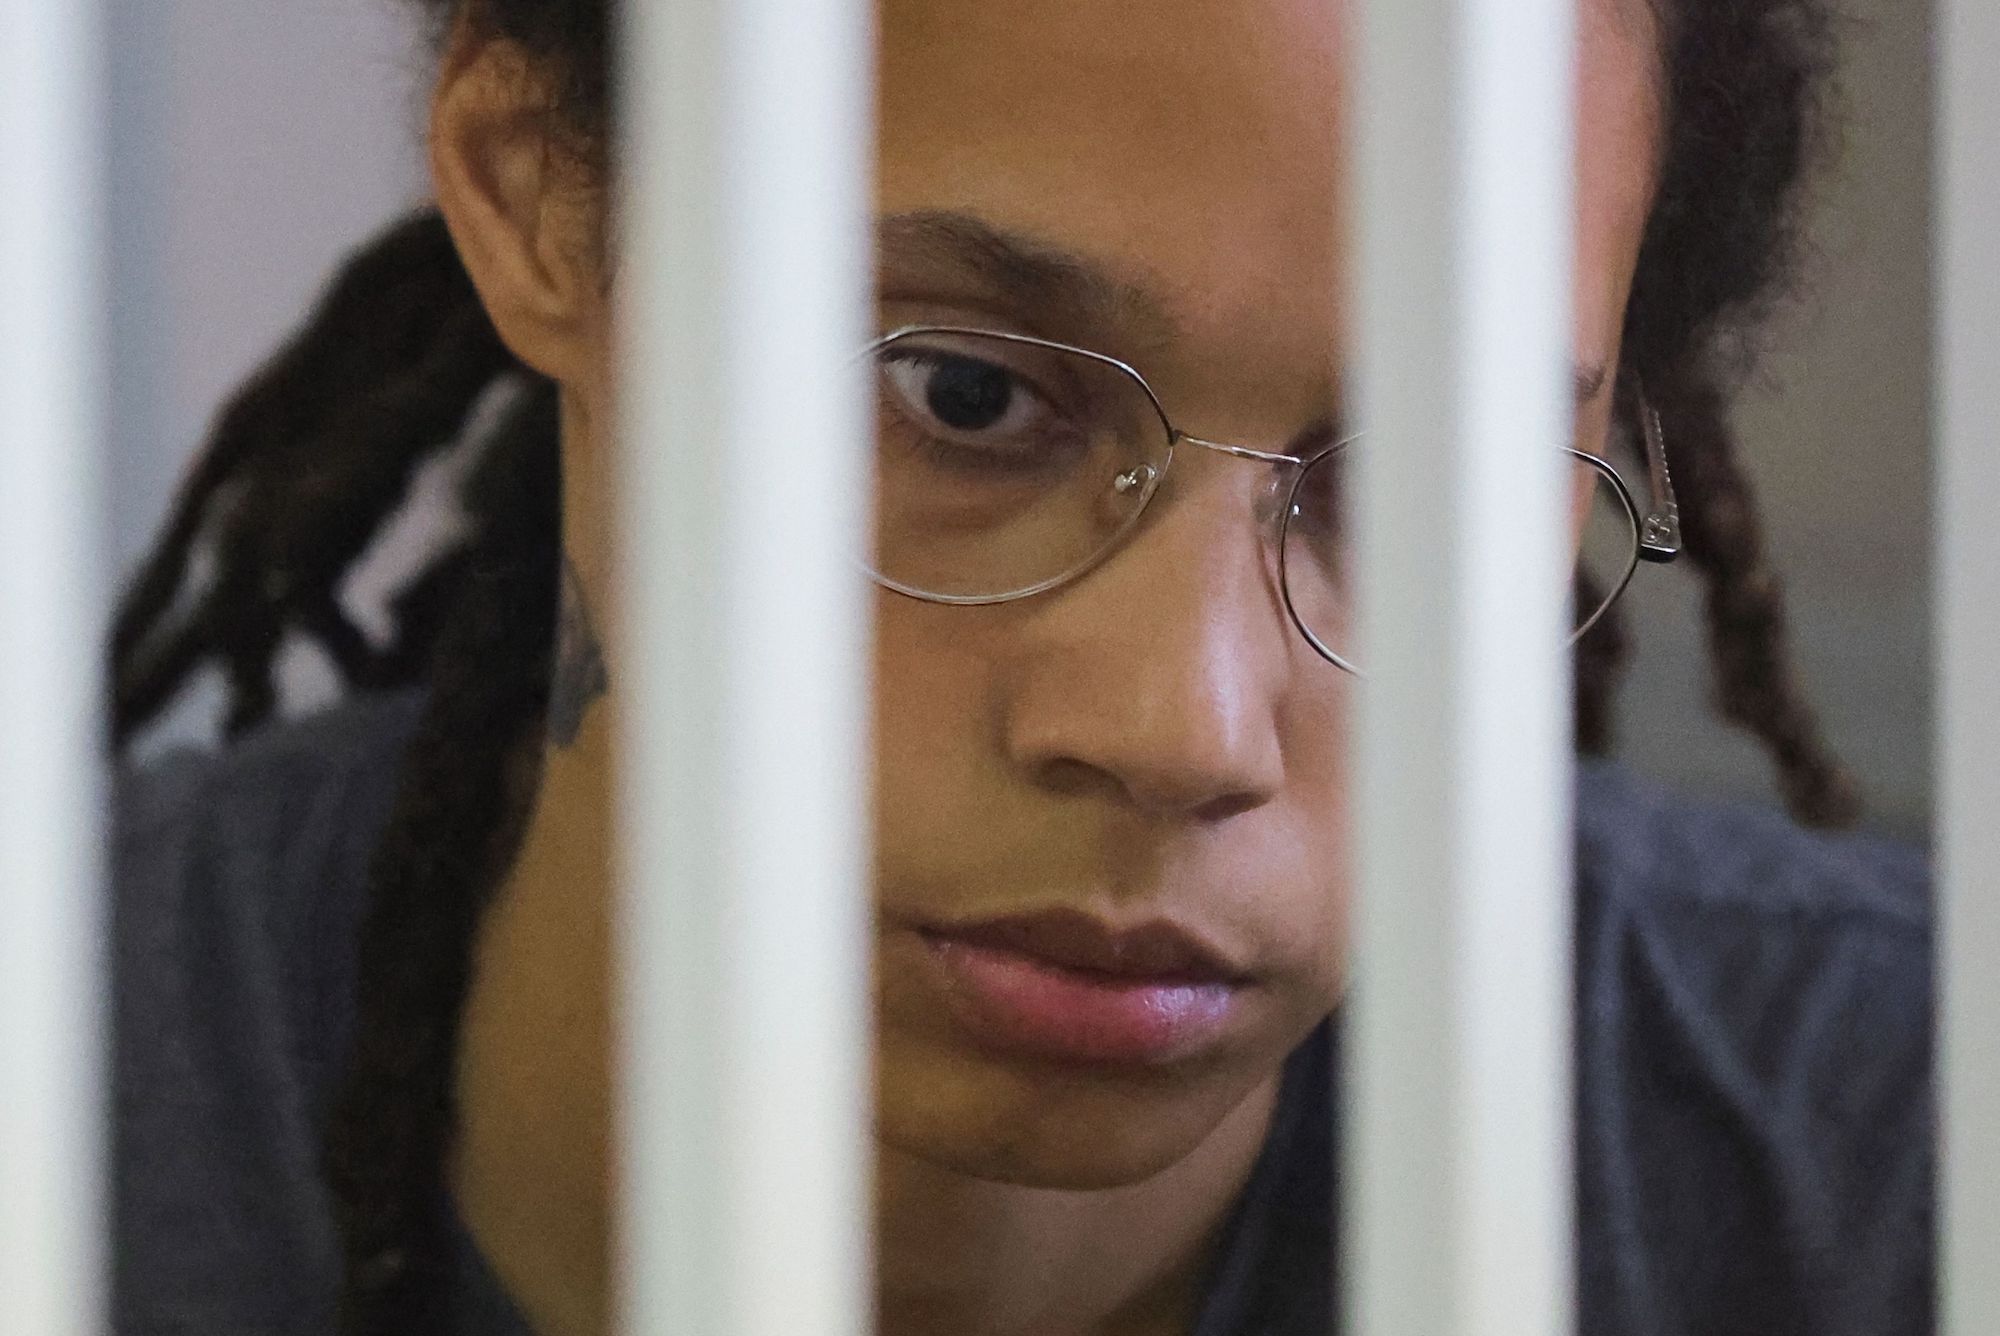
[1602,0,1860,825]
[105,0,1859,1329]
[107,212,516,743]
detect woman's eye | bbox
[880,352,1054,450]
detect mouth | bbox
[908,907,1254,1066]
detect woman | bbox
[109,0,1933,1333]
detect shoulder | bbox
[1574,761,1930,1126]
[1573,762,1933,1336]
[114,690,428,1106]
[113,691,425,1336]
[116,689,427,869]
[1577,759,1926,928]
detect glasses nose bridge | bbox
[1169,431,1304,529]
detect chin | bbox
[873,1030,1274,1191]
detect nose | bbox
[998,466,1291,822]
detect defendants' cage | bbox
[1,0,1993,1333]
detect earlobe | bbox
[427,37,604,386]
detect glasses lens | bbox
[1276,444,1358,666]
[1278,447,1641,667]
[869,330,1170,601]
[1570,452,1641,642]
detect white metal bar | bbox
[1348,0,1576,1332]
[1936,0,2000,1329]
[0,2,108,1334]
[615,0,875,1332]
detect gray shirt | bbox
[111,690,1935,1335]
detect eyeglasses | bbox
[863,325,1681,674]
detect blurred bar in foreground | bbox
[614,0,875,1332]
[1937,0,1999,1329]
[0,1,108,1333]
[1348,0,1577,1332]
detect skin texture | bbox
[430,2,1663,1333]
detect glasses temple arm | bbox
[1633,385,1682,564]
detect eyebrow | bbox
[878,208,1612,408]
[876,209,1180,344]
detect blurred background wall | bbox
[108,0,426,579]
[112,0,1936,840]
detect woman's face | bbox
[859,0,1662,1190]
[452,0,1664,1196]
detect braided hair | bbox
[106,0,1859,1328]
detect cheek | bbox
[1274,684,1355,1001]
[1570,463,1599,549]
[869,594,998,880]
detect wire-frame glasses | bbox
[864,325,1681,673]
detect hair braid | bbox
[1653,369,1860,826]
[1611,0,1857,828]
[109,211,514,748]
[323,382,561,1336]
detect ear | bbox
[428,35,606,389]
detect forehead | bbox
[876,0,1663,368]
[877,0,1345,333]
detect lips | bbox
[909,907,1252,1065]
[928,907,1246,981]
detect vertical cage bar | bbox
[1937,0,2000,1329]
[0,1,108,1333]
[1347,0,1577,1333]
[616,0,875,1333]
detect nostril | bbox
[1190,790,1266,824]
[1026,752,1273,822]
[1031,755,1131,803]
